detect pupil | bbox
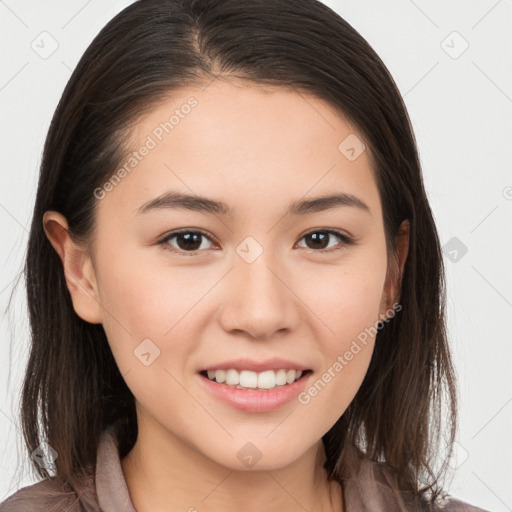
[178,233,202,251]
[308,232,328,249]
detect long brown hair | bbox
[9,0,456,508]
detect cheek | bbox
[96,241,190,333]
[94,248,215,377]
[94,261,199,420]
[293,254,386,415]
[298,346,374,440]
[297,290,378,429]
[300,251,387,342]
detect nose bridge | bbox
[218,237,297,339]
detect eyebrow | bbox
[136,190,371,217]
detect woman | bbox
[0,0,491,511]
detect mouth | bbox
[199,368,313,391]
[197,367,313,412]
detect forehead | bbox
[98,80,381,221]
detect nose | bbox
[217,254,300,340]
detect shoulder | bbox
[0,478,84,512]
[352,457,492,512]
[430,496,493,512]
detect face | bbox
[47,79,404,471]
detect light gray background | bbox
[1,0,511,510]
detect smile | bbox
[201,368,309,390]
[197,368,313,413]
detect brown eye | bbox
[158,228,355,256]
[159,230,216,255]
[297,230,354,253]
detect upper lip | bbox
[200,357,311,373]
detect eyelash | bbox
[157,228,356,256]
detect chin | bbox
[199,436,315,472]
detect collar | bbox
[95,424,137,512]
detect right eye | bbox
[158,229,218,256]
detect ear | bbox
[379,219,410,319]
[42,211,103,324]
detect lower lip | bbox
[197,372,312,412]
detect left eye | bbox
[158,229,354,255]
[296,229,354,252]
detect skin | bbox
[43,79,409,512]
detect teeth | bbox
[275,369,287,386]
[257,370,275,389]
[205,368,305,390]
[225,369,240,386]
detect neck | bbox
[120,416,343,512]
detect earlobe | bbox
[42,211,103,324]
